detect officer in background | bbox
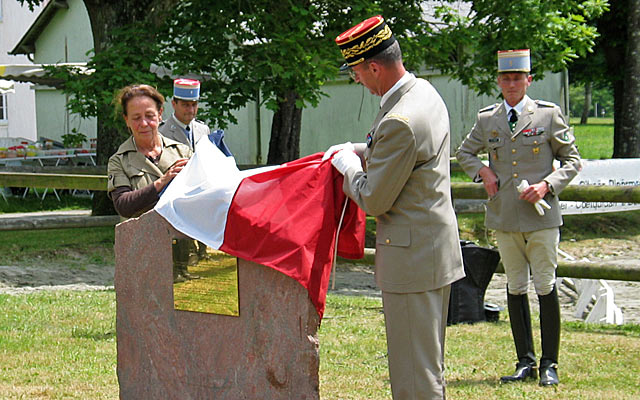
[159,78,211,262]
[159,78,210,151]
[456,49,582,387]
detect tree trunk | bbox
[615,0,640,158]
[267,90,302,164]
[580,81,592,124]
[91,103,121,215]
[82,0,179,214]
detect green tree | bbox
[157,0,434,164]
[420,1,608,95]
[17,0,610,196]
[18,0,180,215]
[613,0,640,157]
[569,83,613,119]
[154,0,608,163]
[569,0,640,157]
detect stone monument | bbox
[114,210,320,399]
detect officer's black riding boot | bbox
[501,291,537,383]
[538,284,561,386]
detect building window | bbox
[0,93,7,121]
[0,0,3,22]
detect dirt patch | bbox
[1,244,638,324]
[0,263,114,295]
[329,251,640,325]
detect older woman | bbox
[107,84,195,282]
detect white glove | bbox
[534,200,552,216]
[331,150,363,175]
[322,142,354,161]
[517,180,551,216]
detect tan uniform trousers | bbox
[382,285,451,400]
[495,227,560,296]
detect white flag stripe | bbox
[155,137,243,248]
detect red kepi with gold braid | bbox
[335,15,396,69]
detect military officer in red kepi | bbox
[324,15,465,399]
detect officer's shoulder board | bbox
[535,100,556,108]
[385,113,410,124]
[479,103,498,113]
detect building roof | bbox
[9,0,69,56]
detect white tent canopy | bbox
[0,63,187,87]
[0,79,14,93]
[0,63,91,87]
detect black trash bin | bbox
[447,240,501,325]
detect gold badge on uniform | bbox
[533,147,540,154]
[491,130,498,137]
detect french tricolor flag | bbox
[155,138,366,318]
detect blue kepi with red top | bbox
[173,78,200,101]
[497,49,531,73]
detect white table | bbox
[0,152,97,201]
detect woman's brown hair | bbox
[114,84,165,117]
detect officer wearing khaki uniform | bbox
[456,49,581,387]
[325,16,465,399]
[159,78,211,262]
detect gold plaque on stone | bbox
[172,246,240,316]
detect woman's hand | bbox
[154,158,189,192]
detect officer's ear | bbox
[368,60,381,73]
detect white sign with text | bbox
[560,159,640,215]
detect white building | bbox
[0,0,43,142]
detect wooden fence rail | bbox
[453,182,640,203]
[0,172,107,191]
[353,249,640,282]
[1,172,639,203]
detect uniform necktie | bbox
[509,109,518,132]
[185,125,193,147]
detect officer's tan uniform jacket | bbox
[456,97,581,232]
[107,135,192,217]
[343,75,465,293]
[158,114,210,151]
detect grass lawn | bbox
[0,291,118,400]
[0,226,115,266]
[0,210,639,399]
[1,290,639,399]
[570,117,613,160]
[0,191,93,214]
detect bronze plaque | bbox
[172,244,239,316]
